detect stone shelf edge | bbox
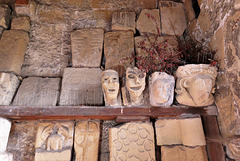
[0,105,218,120]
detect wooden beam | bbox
[15,0,29,5]
[0,105,218,120]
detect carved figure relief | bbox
[101,70,122,106]
[175,64,217,106]
[110,122,155,161]
[149,72,175,107]
[122,67,146,106]
[74,120,100,161]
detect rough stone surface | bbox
[35,121,74,161]
[0,30,29,74]
[59,68,103,106]
[235,0,240,9]
[104,31,134,78]
[0,73,20,105]
[183,0,196,22]
[71,29,104,68]
[74,120,100,161]
[0,4,11,29]
[155,117,206,146]
[112,11,136,33]
[109,122,155,161]
[13,77,60,106]
[161,146,208,161]
[21,23,70,77]
[7,121,38,161]
[136,9,160,35]
[0,26,3,38]
[0,118,11,152]
[11,17,31,32]
[226,138,240,160]
[160,1,187,36]
[15,0,37,17]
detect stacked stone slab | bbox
[0,4,11,29]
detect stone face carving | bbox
[71,29,104,68]
[101,70,122,106]
[161,146,208,161]
[226,138,240,160]
[35,122,74,161]
[112,11,136,33]
[175,64,218,106]
[109,122,155,161]
[155,117,206,146]
[149,72,175,107]
[74,120,100,161]
[0,73,20,105]
[122,67,146,106]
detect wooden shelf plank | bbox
[0,105,218,120]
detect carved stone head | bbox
[175,64,217,106]
[125,67,146,105]
[149,72,175,107]
[101,70,121,106]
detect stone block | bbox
[161,146,208,161]
[74,120,100,161]
[0,118,11,152]
[136,9,160,35]
[11,17,31,32]
[111,11,136,33]
[104,31,134,78]
[15,0,37,17]
[0,30,29,74]
[13,77,60,106]
[59,68,103,106]
[0,4,11,29]
[155,117,206,146]
[0,73,20,105]
[0,152,13,161]
[109,122,155,161]
[183,0,196,22]
[71,29,104,68]
[160,1,187,36]
[226,138,240,160]
[35,121,74,161]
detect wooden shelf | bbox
[0,105,218,120]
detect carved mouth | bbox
[108,89,116,92]
[130,86,142,91]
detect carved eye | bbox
[138,73,145,78]
[128,74,135,79]
[104,78,108,81]
[113,77,118,81]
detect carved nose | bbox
[108,79,113,83]
[135,77,140,84]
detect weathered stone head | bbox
[149,72,175,107]
[124,67,146,106]
[175,64,217,106]
[101,70,121,106]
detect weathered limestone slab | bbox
[136,9,160,35]
[161,146,208,161]
[71,29,104,68]
[0,30,29,74]
[0,4,11,29]
[15,0,37,17]
[226,138,240,160]
[0,152,13,161]
[104,31,134,77]
[11,17,31,32]
[155,117,206,146]
[0,118,11,152]
[0,73,20,105]
[74,120,100,161]
[59,68,103,106]
[160,1,187,36]
[13,77,60,106]
[112,11,136,33]
[109,122,155,161]
[35,121,74,161]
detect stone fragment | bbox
[11,17,31,32]
[0,73,20,105]
[149,72,175,107]
[104,31,134,77]
[0,118,11,152]
[15,0,37,17]
[109,122,155,161]
[13,77,60,106]
[0,30,29,74]
[136,9,160,35]
[111,11,136,33]
[59,68,103,106]
[161,146,208,161]
[74,120,100,161]
[183,0,196,22]
[155,117,206,146]
[0,4,11,29]
[102,70,122,106]
[71,29,104,68]
[226,138,240,160]
[35,121,74,161]
[175,64,217,106]
[160,1,187,36]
